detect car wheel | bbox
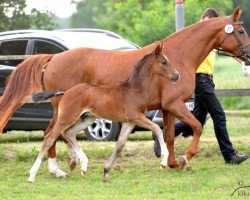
[84,119,121,141]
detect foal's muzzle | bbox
[171,73,180,82]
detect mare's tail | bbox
[32,90,64,103]
[0,54,54,133]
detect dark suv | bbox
[0,29,194,141]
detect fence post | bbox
[175,0,185,31]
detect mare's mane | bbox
[159,16,227,43]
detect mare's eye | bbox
[162,61,167,65]
[238,30,244,34]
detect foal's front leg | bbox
[104,122,135,182]
[134,114,169,168]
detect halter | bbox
[216,18,250,63]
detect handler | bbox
[153,8,249,164]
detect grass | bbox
[214,56,250,109]
[0,113,249,200]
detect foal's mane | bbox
[121,50,155,83]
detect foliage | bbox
[70,0,107,28]
[233,0,250,34]
[92,0,233,46]
[0,0,57,31]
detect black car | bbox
[0,29,194,141]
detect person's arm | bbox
[241,61,250,76]
[232,58,250,76]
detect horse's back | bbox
[44,47,150,91]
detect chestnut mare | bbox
[1,7,250,178]
[28,45,179,182]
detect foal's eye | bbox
[238,30,244,34]
[162,61,167,65]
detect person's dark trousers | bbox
[195,74,237,160]
[175,74,236,161]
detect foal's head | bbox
[150,44,179,82]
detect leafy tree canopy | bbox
[0,0,57,32]
[94,0,233,46]
[71,0,235,46]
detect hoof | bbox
[179,155,188,169]
[69,161,77,171]
[103,172,110,182]
[160,164,166,170]
[52,170,67,178]
[81,170,86,176]
[168,160,180,169]
[28,175,35,183]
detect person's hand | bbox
[242,62,250,76]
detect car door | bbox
[0,39,65,130]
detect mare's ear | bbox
[232,6,242,22]
[155,44,163,56]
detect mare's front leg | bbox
[104,122,135,182]
[163,100,202,169]
[162,110,179,168]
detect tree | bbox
[233,0,250,34]
[93,0,233,46]
[70,0,107,28]
[0,0,57,31]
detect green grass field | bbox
[214,56,250,109]
[0,113,249,200]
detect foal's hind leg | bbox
[104,122,135,182]
[28,128,64,183]
[62,115,96,173]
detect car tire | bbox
[84,119,121,141]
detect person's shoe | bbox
[152,133,161,158]
[225,154,249,164]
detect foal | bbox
[28,45,179,182]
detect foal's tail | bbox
[0,54,54,133]
[32,90,64,104]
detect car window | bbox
[33,40,64,54]
[0,40,28,66]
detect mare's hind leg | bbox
[133,114,169,168]
[45,111,68,178]
[104,122,135,182]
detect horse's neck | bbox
[162,18,226,72]
[125,58,153,92]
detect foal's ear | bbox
[232,6,242,22]
[155,44,163,56]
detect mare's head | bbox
[148,44,179,82]
[218,6,250,64]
